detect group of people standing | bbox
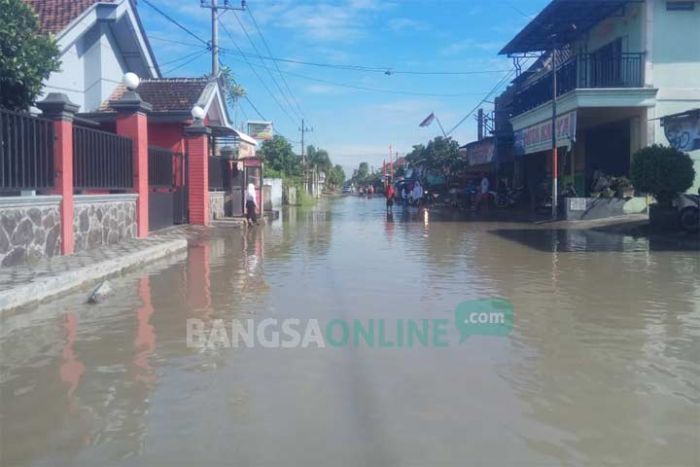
[383,180,425,211]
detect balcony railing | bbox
[512,53,645,116]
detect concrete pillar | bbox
[36,93,79,255]
[185,122,211,225]
[110,90,152,237]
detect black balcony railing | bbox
[0,107,54,192]
[73,126,133,190]
[512,53,645,116]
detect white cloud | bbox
[387,17,428,33]
[441,39,502,56]
[305,84,346,95]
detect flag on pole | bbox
[419,113,435,128]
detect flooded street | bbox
[1,196,699,466]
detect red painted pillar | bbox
[185,122,210,226]
[111,91,152,237]
[36,93,79,255]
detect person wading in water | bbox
[385,181,395,212]
[245,183,258,226]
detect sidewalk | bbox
[0,226,203,313]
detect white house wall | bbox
[42,41,85,109]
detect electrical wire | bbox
[220,51,490,98]
[246,4,306,119]
[219,20,297,125]
[445,61,527,136]
[140,0,209,46]
[230,11,303,120]
[163,50,208,75]
[159,48,209,67]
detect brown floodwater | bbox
[1,196,699,466]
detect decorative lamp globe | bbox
[191,105,205,121]
[123,72,140,91]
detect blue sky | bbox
[138,0,549,173]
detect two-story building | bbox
[497,0,700,197]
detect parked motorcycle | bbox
[675,190,700,233]
[495,186,525,208]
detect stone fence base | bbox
[0,196,62,267]
[73,194,137,252]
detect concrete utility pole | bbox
[299,119,313,192]
[200,0,246,76]
[550,41,559,220]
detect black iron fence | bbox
[0,107,54,192]
[148,146,175,188]
[209,156,226,191]
[73,126,133,190]
[512,53,645,116]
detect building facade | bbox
[496,0,700,196]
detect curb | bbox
[0,238,188,313]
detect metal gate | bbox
[148,146,188,231]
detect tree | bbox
[307,145,332,175]
[219,65,246,109]
[258,135,300,177]
[630,144,696,206]
[326,164,346,190]
[0,0,61,110]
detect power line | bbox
[159,48,208,67]
[445,65,522,136]
[140,0,208,46]
[220,51,492,98]
[219,20,297,125]
[163,50,208,74]
[246,4,306,119]
[229,11,303,120]
[218,47,511,75]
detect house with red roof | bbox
[24,0,160,112]
[0,1,260,266]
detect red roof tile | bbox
[100,78,212,113]
[23,0,115,34]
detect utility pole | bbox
[200,0,246,76]
[550,39,559,220]
[299,119,313,192]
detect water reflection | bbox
[0,197,698,466]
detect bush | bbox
[630,145,695,207]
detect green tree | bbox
[307,145,332,175]
[0,0,61,110]
[219,65,246,109]
[326,164,346,190]
[258,135,300,177]
[630,144,696,206]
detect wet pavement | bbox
[1,196,699,466]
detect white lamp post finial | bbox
[123,72,140,91]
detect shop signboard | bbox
[467,139,495,166]
[514,111,577,156]
[664,114,700,152]
[247,121,274,141]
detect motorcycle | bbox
[675,190,700,233]
[495,186,525,208]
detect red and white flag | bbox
[419,112,435,127]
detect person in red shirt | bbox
[385,182,395,212]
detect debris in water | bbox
[88,281,113,304]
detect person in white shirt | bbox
[245,183,257,225]
[412,182,423,207]
[475,173,490,211]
